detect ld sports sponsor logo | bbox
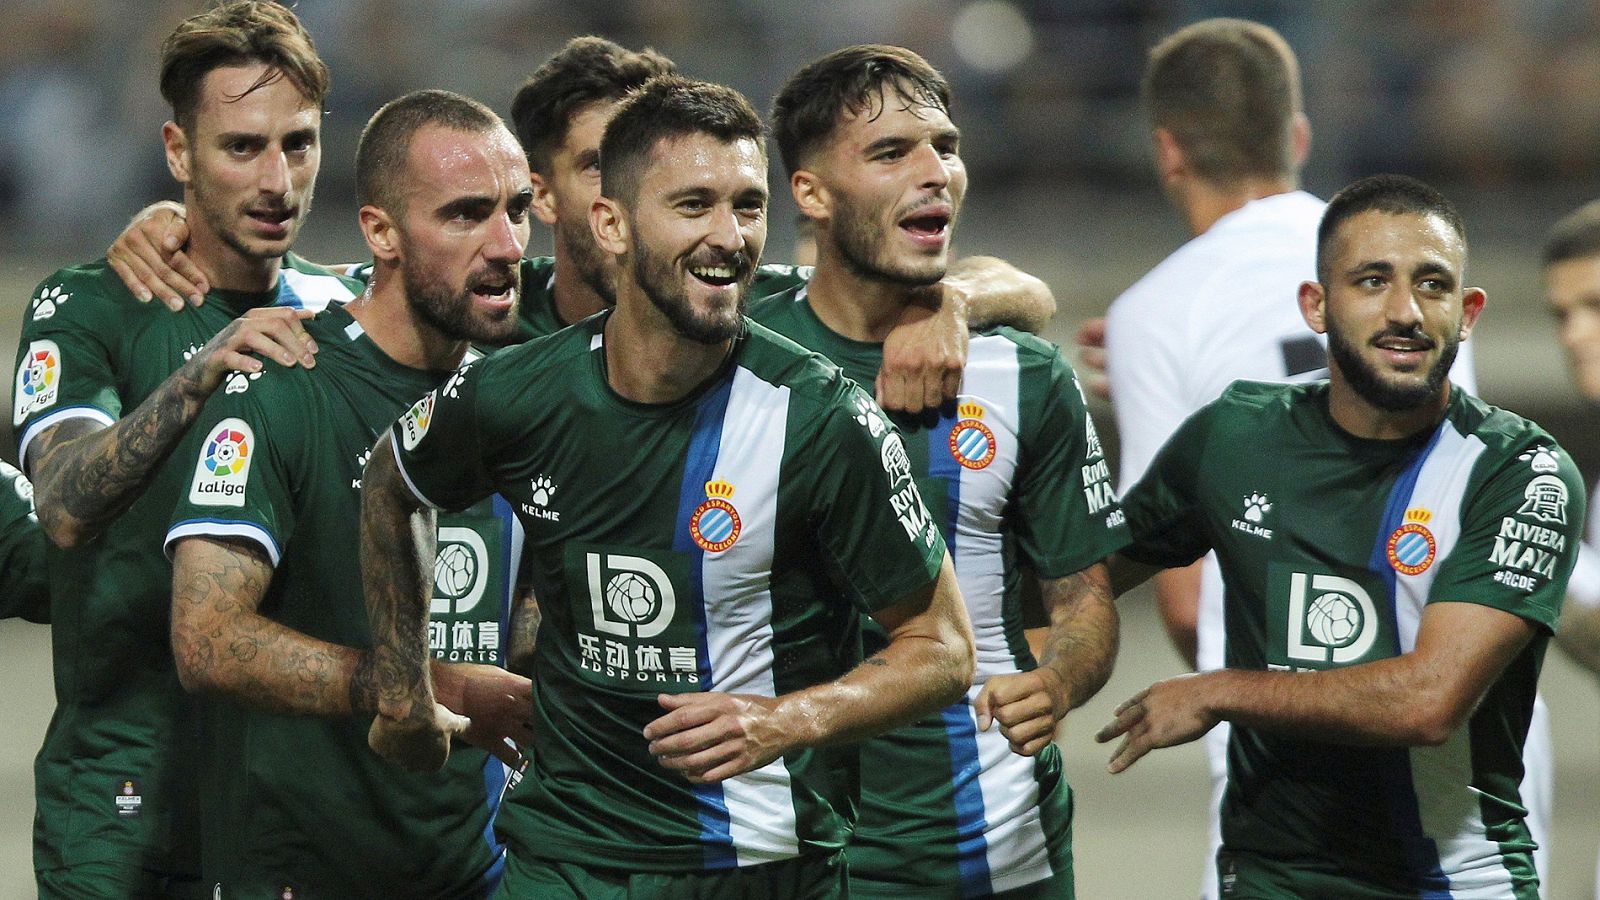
[13,340,61,426]
[190,418,253,507]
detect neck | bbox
[185,221,282,294]
[804,241,921,342]
[604,286,732,404]
[1325,370,1451,441]
[348,265,471,372]
[1179,174,1299,236]
[550,254,608,326]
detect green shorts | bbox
[496,850,848,899]
[36,862,206,900]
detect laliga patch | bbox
[689,480,742,553]
[1386,509,1437,576]
[948,401,996,470]
[190,418,253,507]
[13,340,61,426]
[400,392,436,451]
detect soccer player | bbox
[161,90,535,896]
[761,45,1125,898]
[1539,200,1600,898]
[12,4,340,894]
[0,461,47,623]
[1097,174,1582,899]
[1085,19,1517,897]
[359,76,976,897]
[111,35,1056,415]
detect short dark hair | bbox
[509,37,676,175]
[771,44,950,176]
[1543,200,1600,267]
[159,1,329,132]
[1317,174,1467,283]
[356,89,503,215]
[599,76,765,204]
[1143,18,1301,186]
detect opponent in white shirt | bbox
[1098,19,1553,900]
[1542,200,1600,900]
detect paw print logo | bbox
[1519,445,1559,474]
[530,474,556,507]
[354,448,371,469]
[182,343,203,362]
[852,394,887,437]
[1243,492,1272,523]
[441,366,470,399]
[31,285,70,321]
[224,370,262,394]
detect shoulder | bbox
[478,314,599,386]
[1447,392,1580,478]
[752,263,812,295]
[25,259,139,323]
[279,253,361,310]
[736,320,858,411]
[522,256,556,283]
[745,284,805,325]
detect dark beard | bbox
[402,260,519,346]
[1328,323,1458,412]
[557,220,616,308]
[832,192,945,287]
[631,236,750,345]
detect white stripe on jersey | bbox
[280,266,357,311]
[1394,426,1525,897]
[951,334,1023,681]
[699,366,799,865]
[18,405,116,474]
[966,688,1055,892]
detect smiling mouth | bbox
[689,263,743,287]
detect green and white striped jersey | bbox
[160,304,516,896]
[389,311,945,872]
[1122,380,1584,899]
[751,287,1128,896]
[12,253,353,877]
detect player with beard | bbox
[111,35,1055,416]
[10,4,350,895]
[160,90,533,897]
[358,76,976,898]
[1097,175,1581,899]
[756,45,1126,898]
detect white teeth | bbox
[692,266,734,280]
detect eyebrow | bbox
[436,196,496,219]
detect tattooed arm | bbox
[26,307,318,549]
[506,587,541,677]
[973,562,1120,756]
[170,536,371,716]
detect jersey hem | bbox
[166,519,282,567]
[18,405,116,472]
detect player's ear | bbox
[1458,286,1487,339]
[790,169,829,220]
[591,196,628,256]
[1152,127,1187,183]
[1289,112,1312,169]
[163,121,191,184]
[360,205,400,262]
[529,170,559,227]
[1297,280,1327,333]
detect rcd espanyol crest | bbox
[689,480,742,553]
[948,401,996,470]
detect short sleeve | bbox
[1011,350,1129,577]
[1118,404,1217,569]
[13,270,123,465]
[388,360,495,512]
[1429,440,1587,632]
[163,375,298,567]
[800,382,945,614]
[0,461,48,622]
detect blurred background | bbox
[0,0,1596,896]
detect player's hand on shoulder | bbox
[368,701,469,773]
[644,691,791,785]
[432,662,534,767]
[1094,673,1219,774]
[877,285,969,415]
[974,668,1070,757]
[107,201,208,311]
[182,306,319,397]
[1075,316,1110,402]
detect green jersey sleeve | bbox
[1011,345,1130,578]
[0,461,48,622]
[1429,439,1586,631]
[752,263,812,301]
[388,361,495,512]
[163,374,300,567]
[1118,401,1217,569]
[13,267,124,460]
[799,380,946,614]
